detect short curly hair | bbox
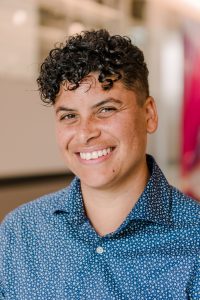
[37,29,149,105]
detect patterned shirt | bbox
[1,155,200,300]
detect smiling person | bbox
[1,29,200,300]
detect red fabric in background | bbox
[182,27,200,200]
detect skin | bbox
[54,72,158,235]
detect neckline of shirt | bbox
[51,154,172,226]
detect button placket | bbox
[96,246,105,254]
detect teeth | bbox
[92,152,98,159]
[102,149,107,155]
[86,153,91,160]
[80,153,85,159]
[98,150,103,157]
[80,147,112,160]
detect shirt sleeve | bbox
[0,284,5,300]
[0,224,6,299]
[0,215,14,300]
[187,255,200,299]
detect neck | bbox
[81,161,150,236]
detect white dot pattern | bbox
[0,155,200,299]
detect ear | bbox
[144,96,158,134]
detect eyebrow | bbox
[92,98,122,108]
[55,107,75,114]
[55,97,122,115]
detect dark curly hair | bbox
[37,29,149,105]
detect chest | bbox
[5,222,197,300]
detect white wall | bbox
[0,78,67,178]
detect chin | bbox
[79,174,115,190]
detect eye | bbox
[59,113,78,123]
[97,106,117,117]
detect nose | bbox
[76,117,101,145]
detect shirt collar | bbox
[129,155,172,225]
[51,177,86,223]
[52,155,172,225]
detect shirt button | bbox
[96,246,104,254]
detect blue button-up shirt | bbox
[1,155,200,299]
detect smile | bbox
[80,147,112,160]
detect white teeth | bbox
[102,149,107,155]
[86,153,91,160]
[98,150,103,157]
[80,152,86,159]
[80,147,112,160]
[92,152,98,159]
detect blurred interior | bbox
[1,0,200,220]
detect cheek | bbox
[55,126,73,150]
[118,116,147,147]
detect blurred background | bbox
[1,0,200,221]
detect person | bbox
[0,29,200,300]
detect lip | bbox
[75,147,116,164]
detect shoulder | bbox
[170,185,200,224]
[0,176,81,240]
[0,187,68,233]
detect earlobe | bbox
[145,97,158,134]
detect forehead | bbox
[55,72,136,105]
